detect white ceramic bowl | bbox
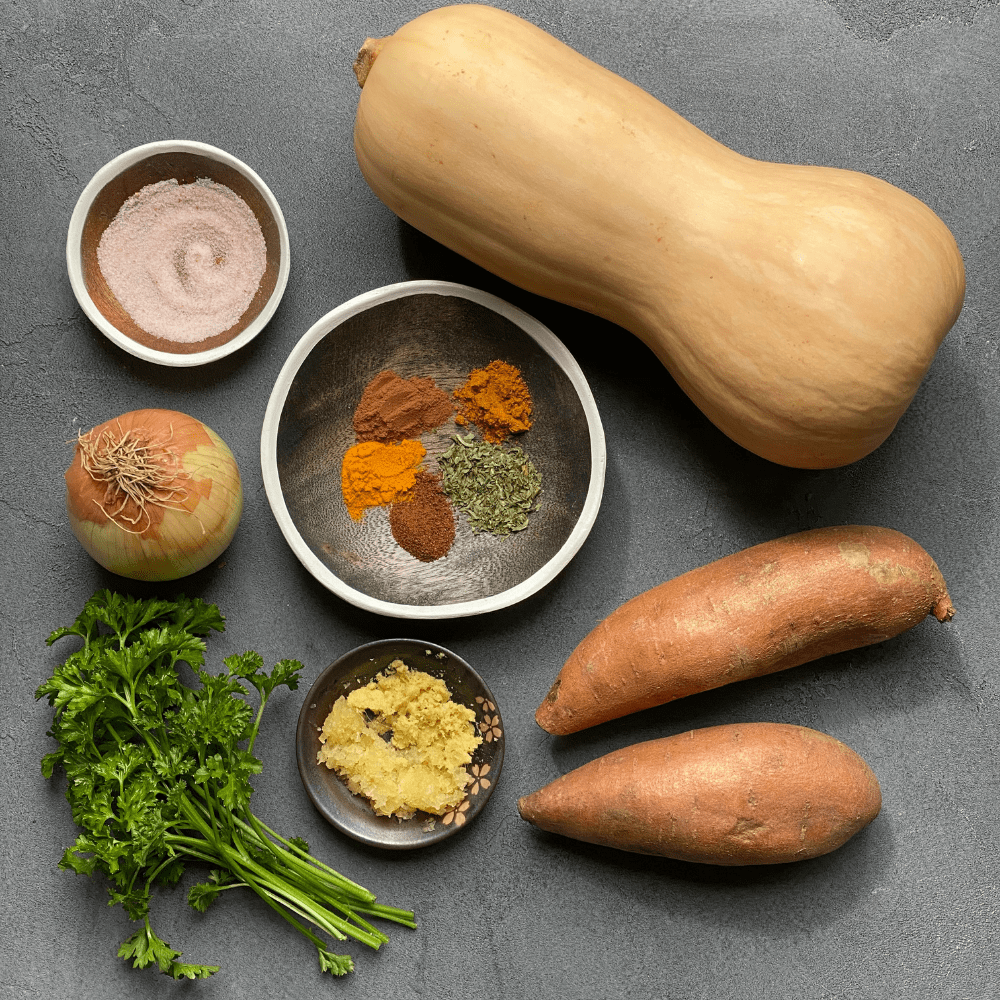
[66,139,290,367]
[261,280,606,620]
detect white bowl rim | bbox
[66,139,291,368]
[260,279,607,620]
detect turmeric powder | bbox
[341,439,426,521]
[453,359,533,444]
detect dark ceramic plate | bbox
[295,638,504,850]
[260,280,606,619]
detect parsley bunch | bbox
[36,590,415,980]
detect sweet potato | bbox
[535,525,954,735]
[517,722,881,864]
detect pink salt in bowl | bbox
[66,139,290,367]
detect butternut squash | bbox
[351,4,965,469]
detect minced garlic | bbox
[317,660,482,819]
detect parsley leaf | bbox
[38,590,416,979]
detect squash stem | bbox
[353,37,386,87]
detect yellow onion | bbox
[65,409,243,581]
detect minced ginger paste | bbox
[317,660,482,819]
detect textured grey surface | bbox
[2,1,998,998]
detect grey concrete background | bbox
[2,1,997,998]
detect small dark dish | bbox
[296,638,504,850]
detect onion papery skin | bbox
[65,409,243,581]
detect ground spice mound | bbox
[340,439,426,521]
[353,370,454,443]
[453,359,533,444]
[316,660,481,819]
[389,471,456,562]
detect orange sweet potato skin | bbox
[535,525,954,735]
[517,723,882,864]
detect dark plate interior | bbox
[295,638,504,849]
[275,292,593,606]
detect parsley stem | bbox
[352,901,420,929]
[251,816,379,898]
[167,821,390,950]
[246,696,268,756]
[37,590,414,980]
[240,872,355,974]
[164,837,221,868]
[231,851,384,947]
[237,813,378,904]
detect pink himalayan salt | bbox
[97,177,267,344]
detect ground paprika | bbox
[453,360,533,444]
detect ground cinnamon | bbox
[389,471,456,562]
[353,370,454,443]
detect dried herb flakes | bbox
[437,433,541,536]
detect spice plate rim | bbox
[260,278,607,620]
